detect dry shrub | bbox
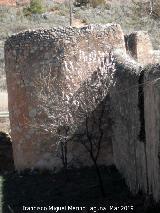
[74,0,107,8]
[131,0,160,19]
[151,0,160,19]
[89,0,106,8]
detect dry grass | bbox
[0,91,9,132]
[0,117,10,132]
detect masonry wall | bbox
[5,24,125,171]
[110,55,148,194]
[143,64,160,201]
[110,56,160,201]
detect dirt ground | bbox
[0,132,160,213]
[0,166,159,213]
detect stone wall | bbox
[110,55,146,194]
[143,64,160,201]
[110,55,160,201]
[5,24,125,171]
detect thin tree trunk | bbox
[93,160,105,197]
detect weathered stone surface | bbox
[111,59,160,201]
[110,53,148,194]
[143,64,160,201]
[125,31,153,65]
[5,24,125,171]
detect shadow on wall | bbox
[52,56,115,169]
[10,51,116,171]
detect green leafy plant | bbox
[23,0,45,16]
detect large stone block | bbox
[125,31,153,65]
[5,24,125,171]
